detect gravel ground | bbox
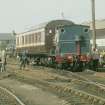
[5,58,105,105]
[0,87,21,105]
[0,79,70,105]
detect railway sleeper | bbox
[52,85,105,105]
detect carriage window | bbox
[25,35,28,44]
[35,33,37,42]
[22,36,24,45]
[29,35,31,44]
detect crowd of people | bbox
[99,50,105,65]
[90,49,105,70]
[1,49,105,72]
[16,49,105,71]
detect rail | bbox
[0,86,26,105]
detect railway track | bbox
[31,66,105,100]
[8,62,105,88]
[0,86,25,105]
[7,61,105,105]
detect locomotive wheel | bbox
[72,61,84,72]
[56,63,63,69]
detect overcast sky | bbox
[0,0,104,33]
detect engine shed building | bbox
[0,33,15,51]
[82,19,105,50]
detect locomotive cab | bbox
[55,25,91,71]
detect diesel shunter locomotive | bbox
[16,20,91,71]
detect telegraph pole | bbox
[91,0,96,50]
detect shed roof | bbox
[82,19,105,29]
[0,33,15,41]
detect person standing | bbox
[1,50,7,72]
[19,51,27,70]
[92,49,99,71]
